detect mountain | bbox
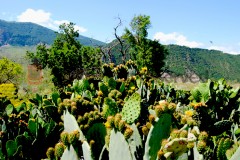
[0,19,105,46]
[164,45,240,81]
[107,40,240,82]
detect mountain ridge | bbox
[0,19,105,46]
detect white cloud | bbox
[17,8,87,33]
[153,32,203,48]
[208,45,240,55]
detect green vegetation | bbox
[123,15,168,77]
[164,45,240,81]
[0,19,105,46]
[26,22,102,88]
[0,57,23,84]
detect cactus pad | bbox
[121,92,141,124]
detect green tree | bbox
[27,22,101,88]
[123,15,168,77]
[0,57,23,84]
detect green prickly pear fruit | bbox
[198,131,208,141]
[60,131,69,146]
[71,106,77,115]
[54,142,65,158]
[77,115,83,125]
[170,129,180,139]
[142,125,149,136]
[187,118,197,126]
[124,127,133,139]
[118,120,126,132]
[57,98,62,105]
[187,142,195,149]
[68,130,80,145]
[180,130,188,138]
[148,114,155,124]
[197,140,207,154]
[87,117,94,126]
[46,147,55,159]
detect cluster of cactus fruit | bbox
[1,60,240,159]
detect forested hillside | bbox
[165,45,240,81]
[0,19,105,46]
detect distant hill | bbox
[0,19,105,46]
[106,40,240,82]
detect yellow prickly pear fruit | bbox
[197,140,207,154]
[148,114,155,124]
[118,120,126,132]
[68,130,80,145]
[146,122,152,130]
[60,131,69,146]
[114,114,122,129]
[142,125,149,136]
[159,100,169,112]
[180,130,188,138]
[89,140,95,148]
[107,116,114,128]
[71,106,77,115]
[46,147,55,159]
[98,90,103,97]
[157,149,165,159]
[168,103,177,112]
[170,129,180,139]
[155,105,163,118]
[54,142,65,158]
[198,131,208,141]
[124,127,133,139]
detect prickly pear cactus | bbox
[121,92,141,124]
[144,113,172,160]
[63,110,85,141]
[61,144,78,160]
[109,129,133,160]
[102,97,119,118]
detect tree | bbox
[123,15,168,77]
[27,22,101,88]
[0,57,23,84]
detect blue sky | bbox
[1,0,240,54]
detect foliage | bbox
[0,57,23,84]
[0,19,105,46]
[123,15,168,77]
[26,22,102,88]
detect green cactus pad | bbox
[82,141,93,160]
[63,110,85,141]
[86,123,107,160]
[28,119,37,137]
[210,120,232,135]
[144,113,172,160]
[6,140,18,157]
[108,77,117,90]
[109,130,132,160]
[61,144,78,160]
[127,124,143,160]
[121,92,141,124]
[102,97,118,118]
[5,104,14,116]
[99,82,109,97]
